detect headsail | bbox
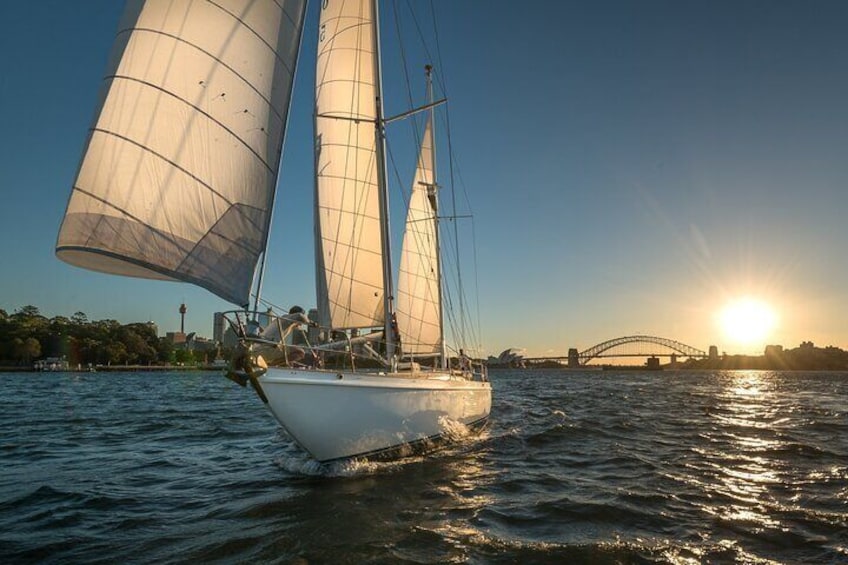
[396,119,441,356]
[56,0,306,307]
[314,0,385,329]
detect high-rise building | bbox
[213,312,227,343]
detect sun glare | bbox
[719,298,777,347]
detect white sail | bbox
[396,120,441,356]
[56,0,306,307]
[314,0,384,329]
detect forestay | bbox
[56,0,306,307]
[314,0,385,330]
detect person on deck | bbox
[459,349,471,372]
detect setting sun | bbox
[719,298,777,347]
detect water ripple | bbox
[1,370,847,563]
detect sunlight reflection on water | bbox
[702,371,792,534]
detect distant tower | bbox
[179,303,187,333]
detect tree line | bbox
[0,305,198,367]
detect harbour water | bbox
[1,369,846,563]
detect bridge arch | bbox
[579,335,706,364]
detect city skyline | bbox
[2,1,848,356]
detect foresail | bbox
[56,0,306,307]
[314,0,384,329]
[396,120,441,356]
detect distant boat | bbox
[56,0,491,463]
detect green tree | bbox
[15,305,41,318]
[23,337,41,363]
[174,348,196,365]
[11,337,41,364]
[104,342,128,365]
[157,337,174,365]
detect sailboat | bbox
[56,0,491,463]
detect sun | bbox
[719,298,777,347]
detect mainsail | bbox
[314,0,385,329]
[56,0,306,307]
[396,119,441,356]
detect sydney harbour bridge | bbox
[523,335,715,368]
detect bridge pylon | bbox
[567,348,580,368]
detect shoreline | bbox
[0,364,226,373]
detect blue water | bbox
[1,369,846,563]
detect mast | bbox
[425,65,448,370]
[371,0,396,362]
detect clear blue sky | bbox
[1,1,847,356]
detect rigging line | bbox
[438,210,479,352]
[387,142,441,353]
[440,132,483,352]
[425,5,479,350]
[427,0,448,99]
[390,0,425,192]
[392,0,417,115]
[252,0,306,314]
[420,1,476,348]
[390,145,442,337]
[406,0,436,78]
[442,93,466,345]
[440,213,479,352]
[436,105,483,351]
[395,1,444,355]
[469,216,483,355]
[388,1,435,262]
[390,2,447,354]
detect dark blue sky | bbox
[1,1,847,355]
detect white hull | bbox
[258,368,492,462]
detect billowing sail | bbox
[314,0,384,329]
[56,0,306,307]
[396,120,441,356]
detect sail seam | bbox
[115,27,289,123]
[266,0,300,30]
[69,186,187,253]
[173,207,261,273]
[317,19,373,53]
[205,0,296,74]
[103,76,277,175]
[316,204,380,221]
[86,128,266,236]
[69,186,260,260]
[325,300,383,324]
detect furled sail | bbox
[314,0,384,329]
[56,0,306,307]
[396,120,441,356]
